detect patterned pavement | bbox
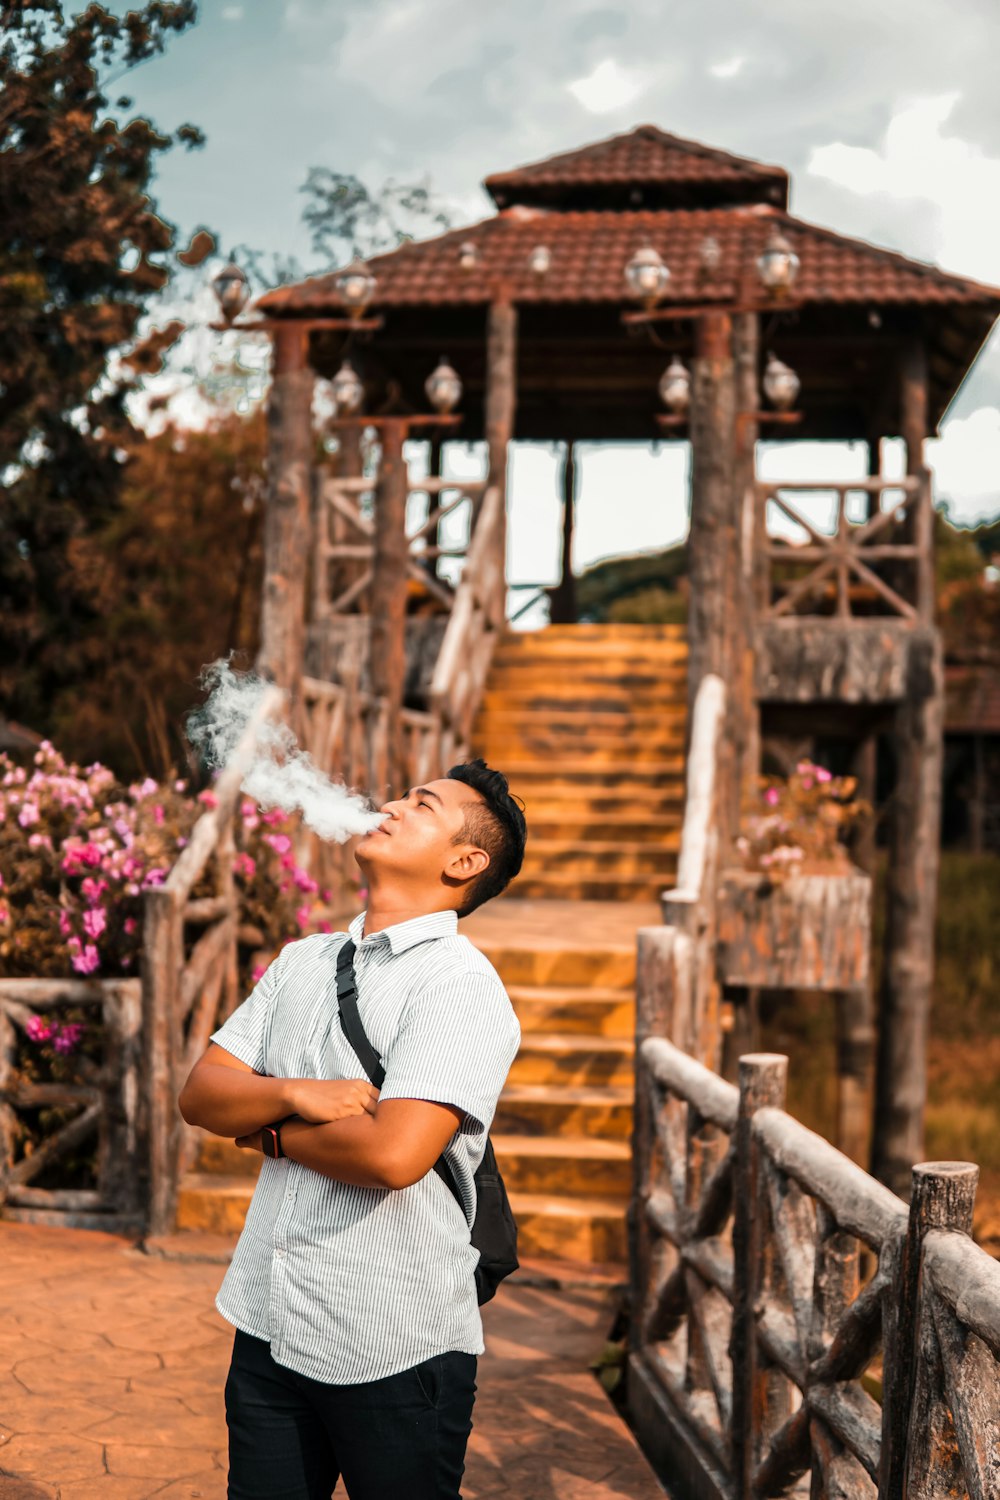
[0,1223,665,1500]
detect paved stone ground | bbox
[0,1223,665,1500]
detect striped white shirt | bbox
[210,909,520,1385]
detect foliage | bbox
[575,543,687,623]
[47,411,266,775]
[0,1,205,742]
[735,760,869,882]
[0,742,333,986]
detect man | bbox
[179,759,527,1500]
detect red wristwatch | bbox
[261,1122,285,1160]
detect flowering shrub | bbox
[735,760,868,885]
[0,744,335,989]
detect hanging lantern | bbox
[756,226,800,295]
[335,259,377,317]
[624,245,670,308]
[762,351,801,411]
[528,244,551,276]
[658,355,691,414]
[211,260,250,322]
[458,241,479,271]
[425,356,463,414]
[699,235,722,275]
[331,359,364,414]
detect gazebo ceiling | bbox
[257,126,1000,441]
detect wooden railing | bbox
[431,481,506,750]
[629,1033,1000,1500]
[0,977,144,1233]
[311,470,487,622]
[758,473,933,623]
[142,684,283,1235]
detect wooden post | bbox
[258,323,314,702]
[688,312,737,844]
[730,1052,788,1500]
[880,1161,979,1499]
[550,441,577,624]
[834,984,874,1164]
[850,733,878,875]
[733,312,760,812]
[369,417,409,798]
[141,884,185,1236]
[900,338,934,623]
[483,300,517,609]
[872,632,944,1195]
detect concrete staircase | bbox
[175,624,689,1266]
[476,624,687,902]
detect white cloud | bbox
[221,4,244,18]
[708,56,745,79]
[807,94,1000,283]
[567,59,647,116]
[927,407,1000,524]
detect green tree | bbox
[0,0,205,733]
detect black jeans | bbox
[225,1329,477,1500]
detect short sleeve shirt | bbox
[209,909,520,1384]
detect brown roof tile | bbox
[484,125,788,205]
[945,665,1000,733]
[258,204,1000,315]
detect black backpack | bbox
[335,938,519,1305]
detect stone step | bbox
[176,1173,254,1236]
[509,984,634,1038]
[506,624,687,640]
[476,709,687,735]
[196,1134,261,1178]
[474,941,637,990]
[481,683,687,712]
[494,1083,634,1140]
[507,1191,627,1264]
[527,815,683,844]
[519,839,679,876]
[486,737,686,765]
[497,634,687,659]
[508,1033,635,1089]
[514,793,685,821]
[495,759,686,786]
[508,871,672,903]
[493,1135,631,1198]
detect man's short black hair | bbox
[447,759,526,916]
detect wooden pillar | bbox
[969,732,985,853]
[369,417,409,798]
[733,312,760,810]
[483,300,517,613]
[688,311,737,839]
[834,984,874,1164]
[872,630,944,1195]
[258,324,314,701]
[900,338,934,622]
[550,442,577,624]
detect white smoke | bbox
[186,659,385,843]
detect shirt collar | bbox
[348,908,458,956]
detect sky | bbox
[116,0,1000,606]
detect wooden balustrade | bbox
[629,1027,1000,1499]
[758,474,933,623]
[431,482,507,752]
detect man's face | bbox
[355,778,490,899]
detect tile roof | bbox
[258,204,1000,315]
[484,125,788,206]
[945,665,1000,733]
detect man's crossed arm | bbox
[179,1044,463,1192]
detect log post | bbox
[688,312,738,844]
[141,884,185,1236]
[879,1161,979,1500]
[834,984,874,1164]
[872,632,944,1194]
[899,338,934,622]
[733,312,761,812]
[369,417,409,798]
[258,323,315,706]
[731,1053,788,1500]
[550,441,577,624]
[483,300,517,610]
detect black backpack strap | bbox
[335,938,385,1089]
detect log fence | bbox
[759,474,933,624]
[629,1029,1000,1500]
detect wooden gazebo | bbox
[250,124,1000,1194]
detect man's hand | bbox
[288,1078,379,1125]
[236,1128,264,1152]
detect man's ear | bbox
[444,846,490,882]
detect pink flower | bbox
[28,833,53,851]
[233,853,256,880]
[153,804,165,825]
[800,776,814,791]
[26,1015,53,1043]
[81,876,108,905]
[132,777,158,800]
[198,789,218,808]
[174,779,187,793]
[293,868,318,894]
[321,888,332,903]
[815,767,832,784]
[17,802,40,828]
[0,873,4,888]
[319,920,333,934]
[280,852,296,870]
[142,868,167,888]
[53,1022,84,1054]
[123,916,138,936]
[58,910,74,937]
[82,907,106,940]
[251,963,267,986]
[265,833,292,856]
[764,788,780,807]
[295,905,311,930]
[70,942,101,975]
[261,809,286,827]
[0,904,9,925]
